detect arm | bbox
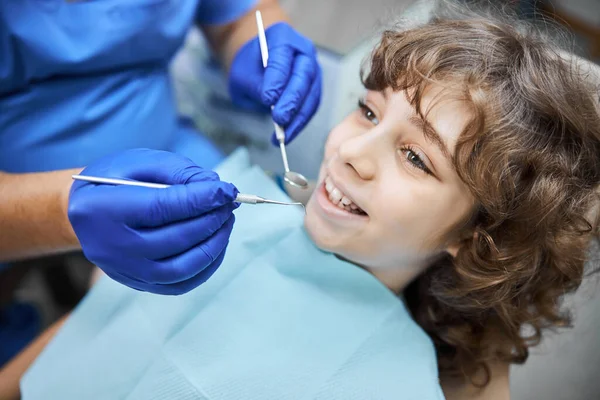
[199,0,321,145]
[199,0,289,72]
[4,148,239,296]
[441,361,511,400]
[0,169,81,262]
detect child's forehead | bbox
[369,85,473,117]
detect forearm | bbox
[0,168,81,262]
[200,0,290,71]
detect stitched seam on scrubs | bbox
[301,305,412,400]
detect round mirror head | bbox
[284,171,309,189]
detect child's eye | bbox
[399,146,432,175]
[357,99,379,125]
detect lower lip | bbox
[315,182,369,223]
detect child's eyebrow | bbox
[409,115,453,163]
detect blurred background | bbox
[3,1,599,398]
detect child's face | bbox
[304,86,475,272]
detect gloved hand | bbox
[68,149,239,295]
[229,22,322,145]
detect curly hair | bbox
[362,7,600,386]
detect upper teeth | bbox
[324,177,360,211]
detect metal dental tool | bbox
[71,175,306,212]
[255,10,309,190]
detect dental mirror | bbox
[256,10,309,190]
[274,123,310,189]
[284,171,309,188]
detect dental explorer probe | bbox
[71,175,306,211]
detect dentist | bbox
[0,0,321,295]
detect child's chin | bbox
[303,218,339,254]
[303,213,320,245]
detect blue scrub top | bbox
[0,0,257,172]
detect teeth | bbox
[325,178,334,193]
[329,188,342,204]
[323,176,365,215]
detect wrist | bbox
[0,168,83,261]
[59,168,82,247]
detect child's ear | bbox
[445,243,461,258]
[444,230,477,258]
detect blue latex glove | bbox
[68,149,239,295]
[229,22,322,145]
